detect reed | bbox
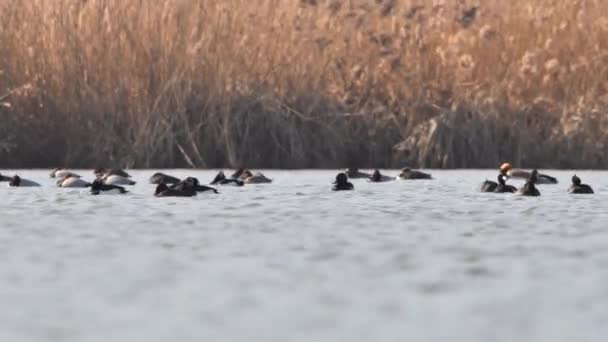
[1,0,606,168]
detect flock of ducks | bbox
[478,163,594,196]
[0,167,274,197]
[0,164,596,196]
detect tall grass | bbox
[1,0,607,168]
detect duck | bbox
[7,175,41,187]
[494,174,517,193]
[57,175,91,188]
[517,169,541,196]
[480,165,512,192]
[500,163,557,184]
[90,179,128,195]
[210,171,244,186]
[332,172,354,191]
[94,168,132,179]
[398,167,432,180]
[345,168,371,179]
[149,172,180,185]
[242,170,272,184]
[102,174,136,186]
[171,177,219,194]
[368,169,395,183]
[568,175,594,194]
[154,183,196,197]
[50,168,81,179]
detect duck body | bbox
[210,172,244,186]
[345,168,371,179]
[90,179,127,195]
[94,168,131,179]
[8,175,41,187]
[332,173,354,191]
[494,175,516,193]
[243,172,272,184]
[480,180,498,192]
[368,169,395,183]
[398,167,432,180]
[57,176,91,188]
[150,172,180,185]
[50,168,81,179]
[103,175,136,186]
[155,183,196,197]
[171,177,219,194]
[517,169,541,196]
[568,175,594,194]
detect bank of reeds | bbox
[1,0,607,168]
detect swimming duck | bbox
[398,167,432,180]
[90,179,128,195]
[57,175,91,188]
[210,171,244,186]
[7,175,41,187]
[481,166,511,192]
[102,174,136,186]
[345,168,371,179]
[154,183,196,197]
[242,170,272,184]
[149,172,180,185]
[368,169,395,183]
[171,177,219,194]
[50,168,81,179]
[500,163,557,184]
[332,172,354,191]
[568,175,594,194]
[494,174,517,193]
[517,169,541,196]
[94,168,132,179]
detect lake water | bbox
[1,170,608,342]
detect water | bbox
[1,170,608,342]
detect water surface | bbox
[2,170,608,342]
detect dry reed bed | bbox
[0,0,607,168]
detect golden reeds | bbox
[0,0,607,168]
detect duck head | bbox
[572,174,582,186]
[529,169,539,183]
[0,173,10,182]
[9,175,20,186]
[500,162,512,174]
[334,172,349,185]
[184,177,200,187]
[211,171,226,184]
[371,169,381,182]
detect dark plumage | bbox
[568,175,594,194]
[518,169,541,196]
[149,172,181,185]
[172,177,219,194]
[494,174,516,193]
[332,172,354,191]
[154,183,196,197]
[90,179,127,195]
[210,171,244,186]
